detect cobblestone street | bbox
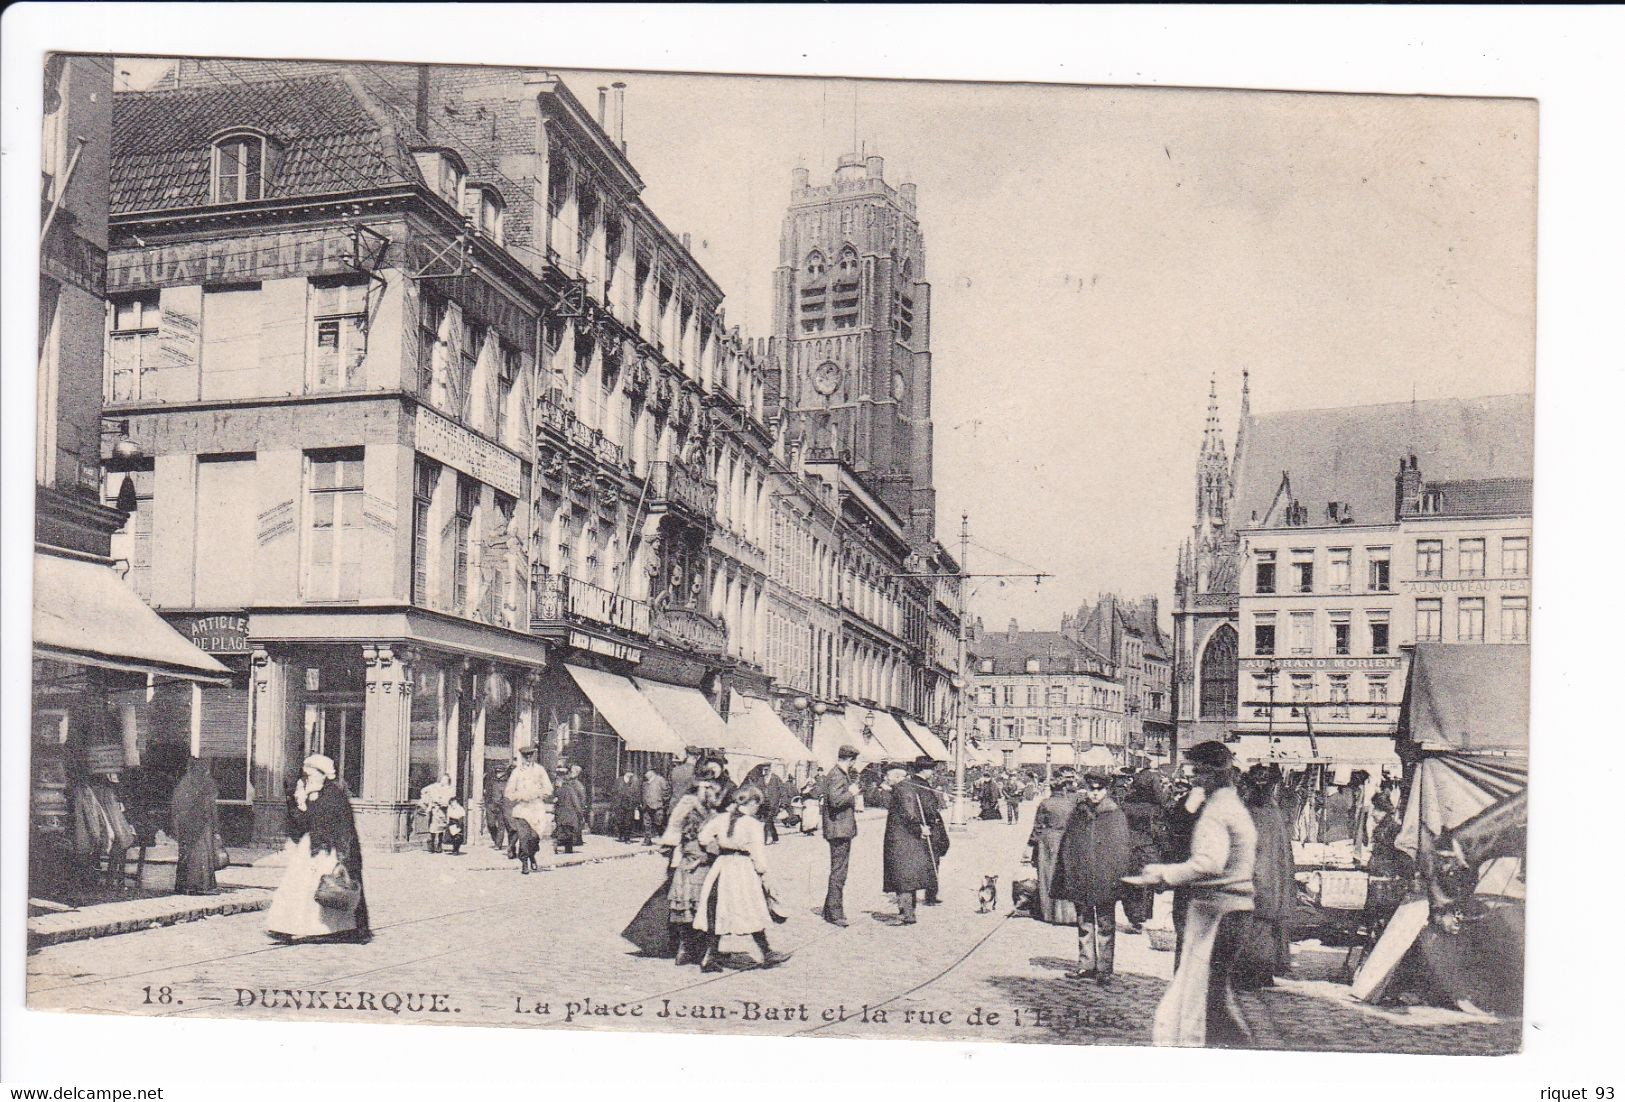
[27,803,1519,1054]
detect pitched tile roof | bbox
[970,631,1114,677]
[1404,476,1534,519]
[111,74,420,215]
[1233,393,1533,531]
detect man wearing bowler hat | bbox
[881,758,950,925]
[819,744,862,926]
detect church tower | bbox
[771,153,936,542]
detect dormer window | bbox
[465,184,505,244]
[440,158,464,206]
[412,148,469,210]
[212,131,268,203]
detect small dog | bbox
[977,875,999,913]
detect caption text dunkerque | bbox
[209,988,1130,1031]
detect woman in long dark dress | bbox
[266,754,370,942]
[1235,766,1295,989]
[169,757,221,894]
[621,778,722,962]
[553,765,588,854]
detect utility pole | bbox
[953,512,969,828]
[887,513,1049,832]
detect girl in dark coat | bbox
[553,765,589,854]
[169,757,221,894]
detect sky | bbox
[117,60,1538,635]
[548,73,1535,635]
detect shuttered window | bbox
[195,456,257,607]
[201,678,251,801]
[200,284,263,400]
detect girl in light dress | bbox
[692,785,789,972]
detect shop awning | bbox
[813,709,879,767]
[854,708,919,761]
[33,552,229,682]
[725,693,816,764]
[632,678,739,752]
[899,715,952,762]
[1400,643,1530,755]
[1232,734,1401,775]
[1014,742,1077,767]
[564,665,682,754]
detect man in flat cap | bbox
[1132,740,1257,1047]
[818,744,862,926]
[881,758,949,924]
[1052,771,1134,984]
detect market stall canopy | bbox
[563,665,682,754]
[34,552,229,682]
[1396,751,1527,859]
[1399,643,1530,755]
[632,678,740,753]
[899,715,952,762]
[725,693,816,765]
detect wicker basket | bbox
[1146,925,1177,952]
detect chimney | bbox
[415,65,431,136]
[681,232,692,251]
[792,165,810,191]
[865,155,884,180]
[1395,455,1423,519]
[596,86,608,128]
[899,181,917,207]
[611,81,627,152]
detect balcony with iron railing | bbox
[530,570,651,638]
[648,460,718,519]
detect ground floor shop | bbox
[30,549,230,902]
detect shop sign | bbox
[415,406,524,498]
[651,607,728,656]
[1240,656,1402,671]
[1402,577,1526,594]
[568,630,642,664]
[107,228,360,292]
[166,613,251,655]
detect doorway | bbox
[303,701,364,796]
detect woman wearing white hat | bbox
[266,754,371,942]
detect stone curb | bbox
[27,890,273,950]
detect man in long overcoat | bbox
[1024,770,1080,924]
[819,744,861,926]
[641,768,669,845]
[1120,769,1167,931]
[668,746,700,816]
[882,758,950,925]
[1052,772,1135,985]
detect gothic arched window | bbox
[805,251,825,278]
[1198,624,1238,720]
[836,246,859,281]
